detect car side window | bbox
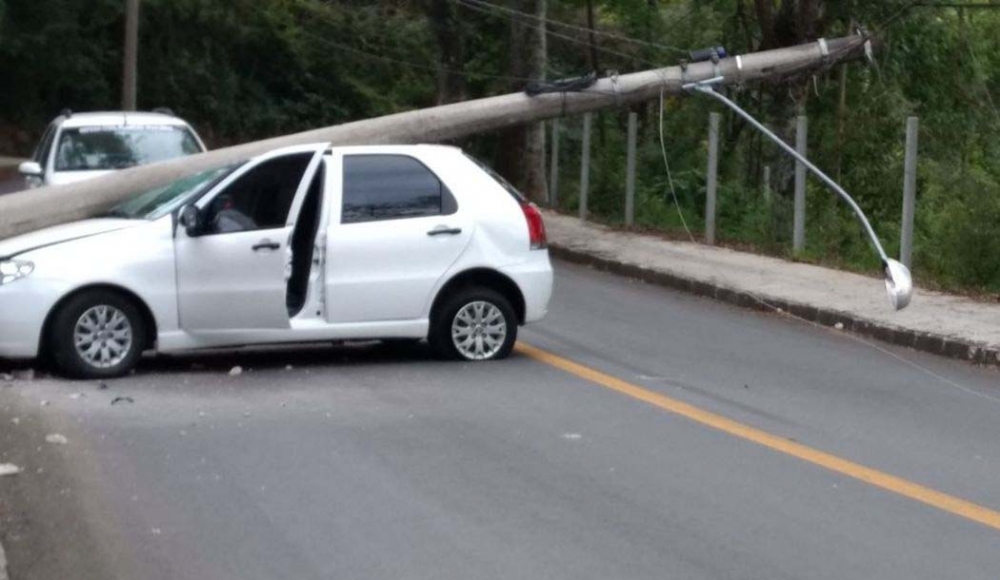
[203,153,312,235]
[342,154,457,224]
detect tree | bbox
[496,0,548,203]
[428,0,467,105]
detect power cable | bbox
[455,0,667,70]
[658,87,695,242]
[454,0,689,55]
[296,29,534,83]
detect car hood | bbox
[0,218,143,259]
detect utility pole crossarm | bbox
[0,35,870,241]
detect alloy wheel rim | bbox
[451,301,506,360]
[74,305,133,369]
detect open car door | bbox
[174,144,327,331]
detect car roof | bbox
[326,144,462,155]
[57,111,192,129]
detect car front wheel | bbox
[430,287,517,361]
[49,290,147,379]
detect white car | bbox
[0,144,553,378]
[18,110,206,188]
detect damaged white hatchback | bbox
[0,144,553,378]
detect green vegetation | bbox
[1,1,999,293]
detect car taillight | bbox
[520,201,547,250]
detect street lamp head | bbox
[884,258,912,311]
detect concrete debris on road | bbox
[0,463,22,477]
[111,396,134,405]
[229,366,243,376]
[45,433,68,445]
[834,322,845,330]
[69,393,84,400]
[40,400,50,407]
[10,417,19,426]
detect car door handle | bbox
[427,226,462,236]
[252,239,281,251]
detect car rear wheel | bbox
[49,290,147,379]
[430,287,517,361]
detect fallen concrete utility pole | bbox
[0,34,869,241]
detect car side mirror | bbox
[883,258,912,311]
[179,205,204,237]
[18,161,42,178]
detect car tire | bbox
[430,286,517,361]
[48,290,147,379]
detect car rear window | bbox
[464,153,527,203]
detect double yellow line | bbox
[516,342,1000,531]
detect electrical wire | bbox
[294,5,537,84]
[299,0,665,92]
[295,21,627,100]
[874,0,933,31]
[300,32,531,82]
[454,0,689,55]
[455,0,668,70]
[658,87,695,242]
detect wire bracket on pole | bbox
[817,38,830,62]
[854,25,875,66]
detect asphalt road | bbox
[2,261,1000,579]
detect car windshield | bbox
[106,165,237,220]
[55,125,202,171]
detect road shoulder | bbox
[545,211,1000,368]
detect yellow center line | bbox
[515,342,1000,532]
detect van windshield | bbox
[55,125,202,171]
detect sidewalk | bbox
[544,211,1000,367]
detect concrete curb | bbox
[549,244,1000,368]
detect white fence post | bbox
[793,115,808,253]
[625,112,638,226]
[900,116,919,268]
[705,112,720,245]
[762,165,771,203]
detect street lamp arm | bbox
[685,79,912,310]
